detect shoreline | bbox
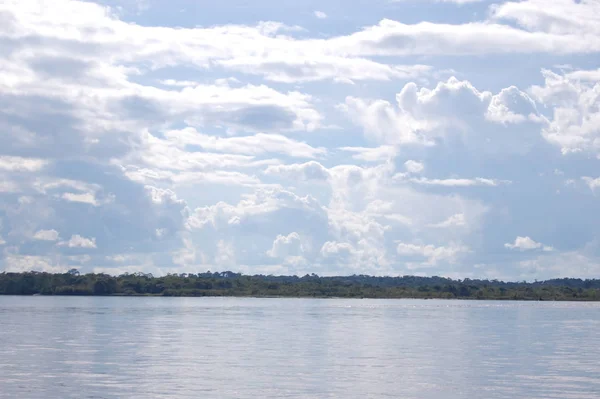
[4,293,599,302]
[3,272,599,301]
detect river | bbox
[1,296,599,398]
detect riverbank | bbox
[2,271,599,301]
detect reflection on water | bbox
[1,297,599,399]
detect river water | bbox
[1,296,599,398]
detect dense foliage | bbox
[1,270,600,300]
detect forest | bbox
[1,270,600,300]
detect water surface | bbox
[1,297,599,398]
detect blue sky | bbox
[1,0,600,280]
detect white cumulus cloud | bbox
[404,160,425,174]
[396,242,470,266]
[505,236,554,252]
[59,235,97,249]
[267,232,304,258]
[33,229,60,241]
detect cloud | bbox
[565,69,600,82]
[332,17,600,56]
[516,244,600,280]
[1,66,321,172]
[260,157,488,274]
[58,234,97,249]
[396,176,509,187]
[321,164,481,274]
[320,241,354,257]
[32,178,112,206]
[404,160,424,174]
[182,187,332,272]
[115,132,284,188]
[486,86,540,124]
[392,0,482,3]
[215,240,236,267]
[3,0,599,112]
[2,255,69,273]
[164,128,325,158]
[219,57,433,84]
[340,96,430,146]
[396,242,470,266]
[61,192,99,205]
[530,69,600,155]
[267,232,304,258]
[0,181,20,193]
[123,167,264,188]
[112,83,322,133]
[583,177,600,192]
[33,229,60,241]
[264,161,331,181]
[120,135,277,173]
[505,236,554,252]
[343,76,546,169]
[339,146,397,162]
[0,156,48,172]
[187,188,327,234]
[491,0,600,37]
[314,11,328,19]
[427,213,466,228]
[0,0,433,88]
[319,237,389,274]
[323,159,488,243]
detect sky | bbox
[1,0,600,280]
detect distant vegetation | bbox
[1,270,600,300]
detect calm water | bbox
[1,297,599,399]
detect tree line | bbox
[1,270,599,300]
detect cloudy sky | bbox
[1,0,599,280]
